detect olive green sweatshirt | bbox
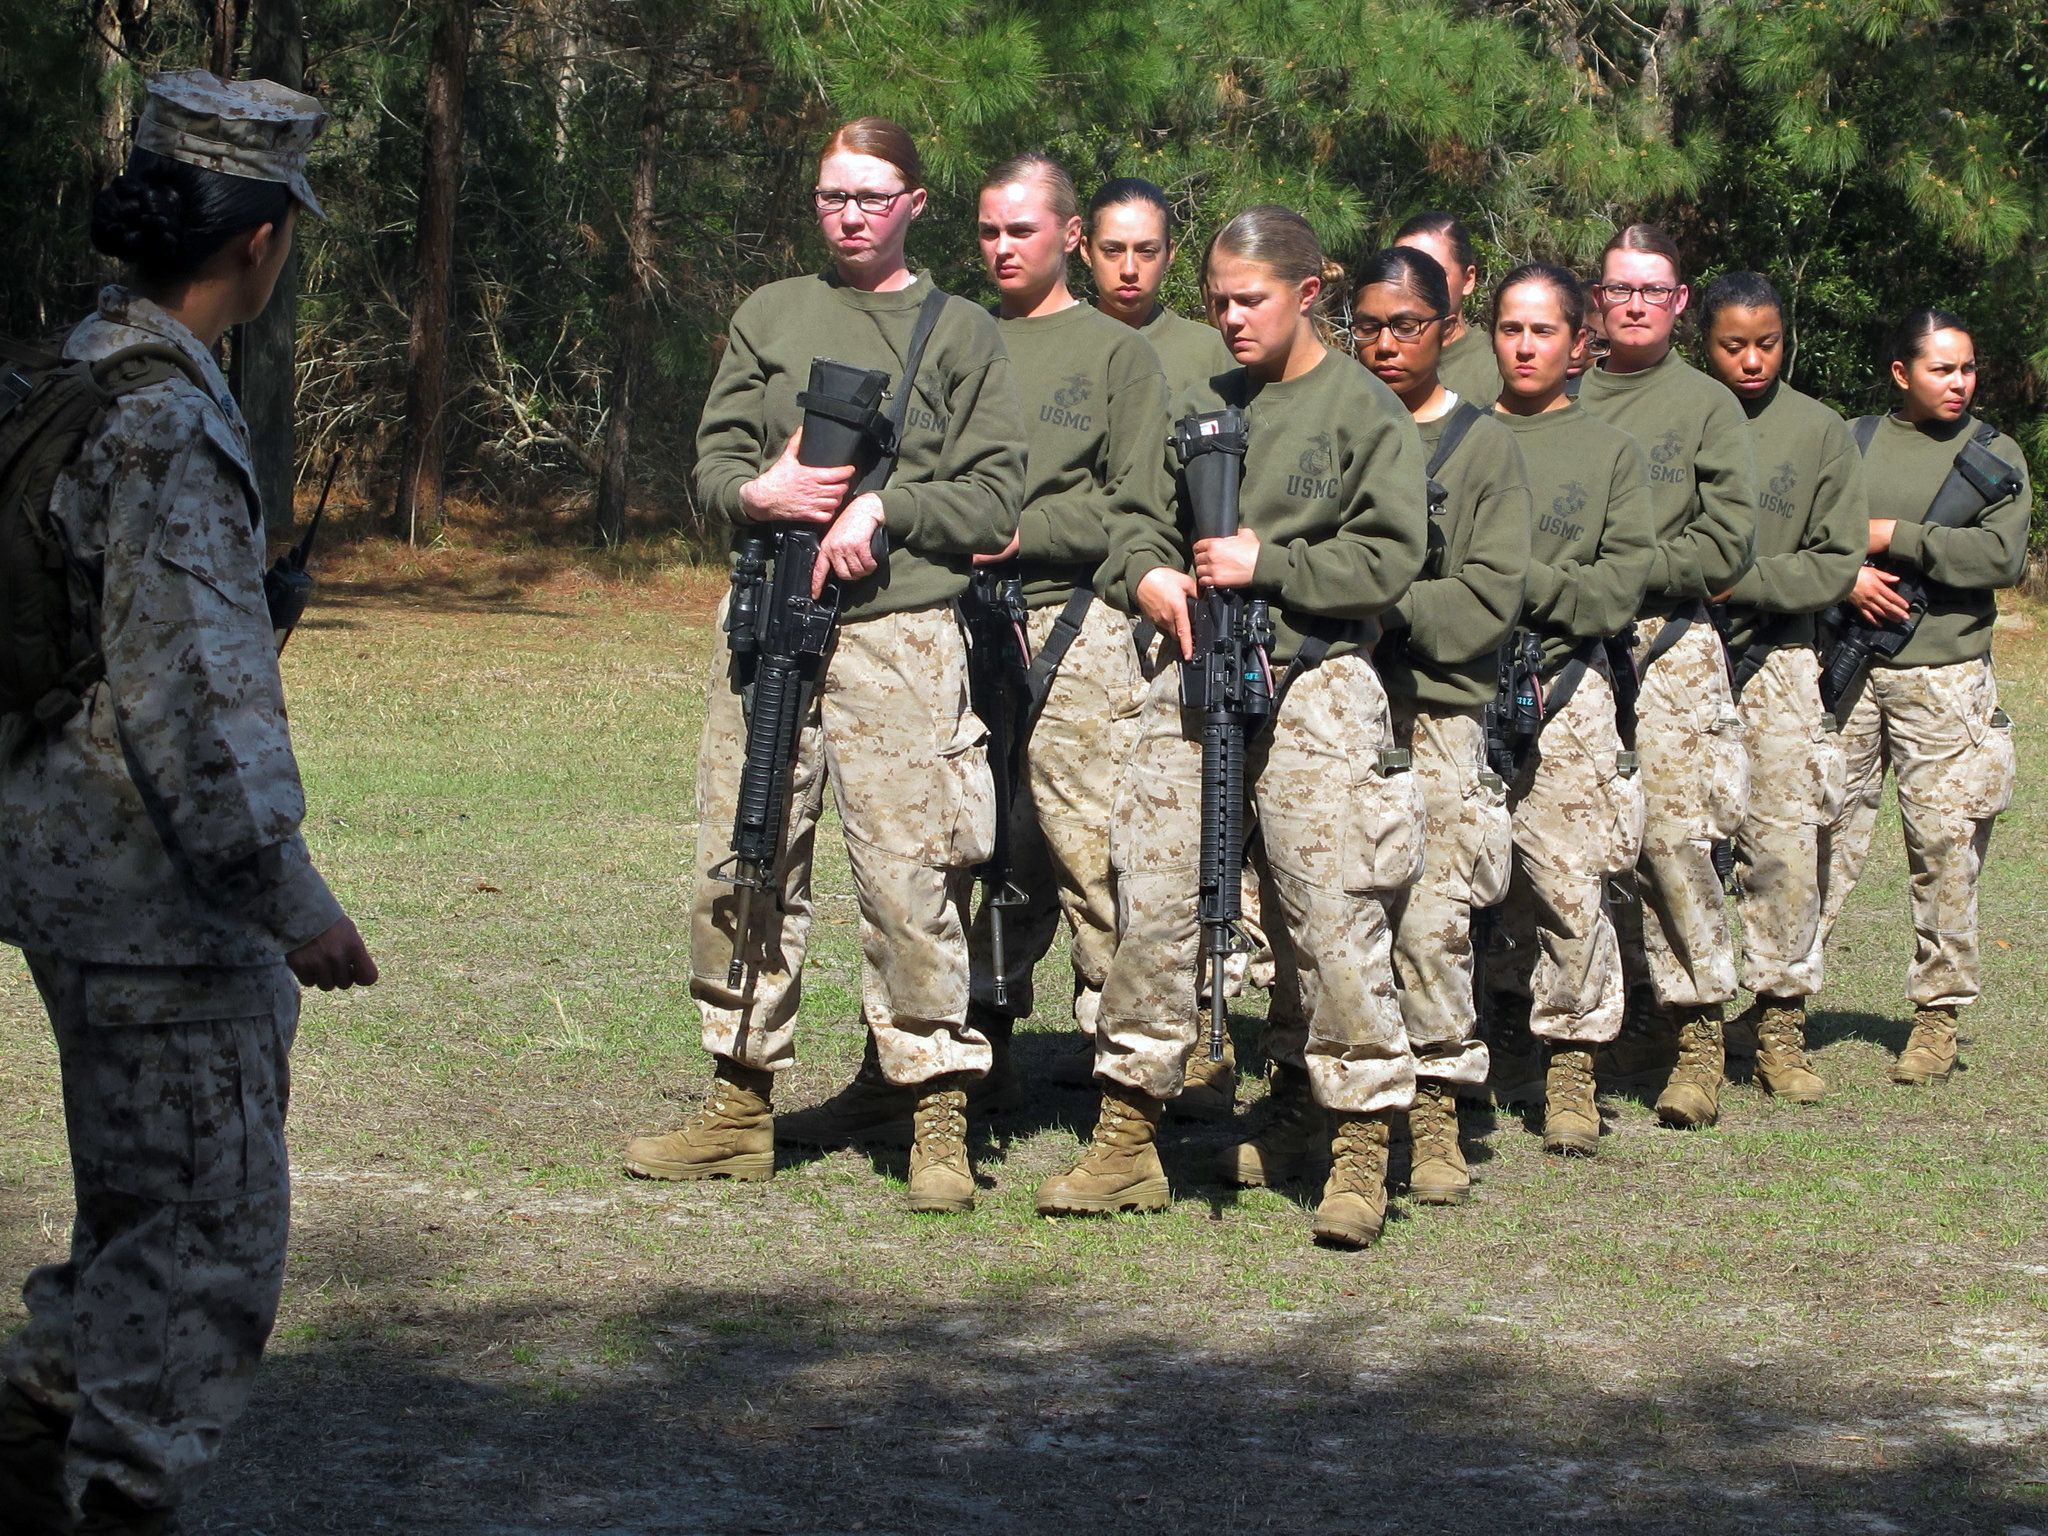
[1720,379,1866,656]
[1578,347,1757,615]
[999,303,1171,608]
[694,271,1026,619]
[1379,409,1530,708]
[1498,402,1657,673]
[1858,410,2032,668]
[1099,348,1429,666]
[1438,324,1503,410]
[1139,304,1235,402]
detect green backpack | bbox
[0,335,206,726]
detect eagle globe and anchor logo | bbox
[1041,374,1094,431]
[1287,432,1339,499]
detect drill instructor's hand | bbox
[288,916,379,991]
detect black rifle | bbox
[960,560,1033,1006]
[1819,422,2021,719]
[1176,406,1274,1064]
[264,449,344,653]
[1603,622,1642,751]
[1483,629,1546,784]
[710,357,898,989]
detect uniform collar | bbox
[80,286,245,431]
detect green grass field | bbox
[3,555,2045,1533]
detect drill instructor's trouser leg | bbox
[691,603,996,1085]
[1818,658,2013,1008]
[1625,615,1749,1008]
[5,957,297,1515]
[1490,666,1644,1044]
[1734,645,1840,998]
[969,598,1146,1031]
[1100,655,1421,1113]
[1385,702,1508,1087]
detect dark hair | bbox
[90,147,292,283]
[1699,271,1783,333]
[1394,210,1475,273]
[1350,246,1451,318]
[1885,307,1971,371]
[1492,262,1586,332]
[981,152,1078,223]
[1601,222,1684,283]
[1086,177,1173,240]
[821,116,925,189]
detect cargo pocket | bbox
[1596,752,1647,876]
[1701,708,1751,840]
[1808,721,1848,827]
[930,712,997,869]
[76,965,290,1204]
[1462,769,1514,908]
[1957,708,2017,821]
[1341,751,1427,894]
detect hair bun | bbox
[90,170,188,269]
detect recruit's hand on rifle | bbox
[972,529,1022,566]
[1137,566,1199,660]
[814,492,887,595]
[1850,564,1911,626]
[1193,528,1261,589]
[741,428,854,524]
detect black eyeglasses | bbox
[814,189,910,216]
[1350,314,1444,343]
[1593,282,1678,307]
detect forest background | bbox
[3,0,2044,559]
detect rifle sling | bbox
[1638,599,1705,676]
[1022,586,1095,716]
[854,285,951,497]
[1533,637,1605,720]
[1425,400,1485,480]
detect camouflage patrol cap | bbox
[133,69,329,220]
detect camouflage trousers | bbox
[1619,613,1750,1008]
[1098,653,1424,1113]
[1732,645,1845,998]
[1819,657,2015,1008]
[1489,665,1646,1043]
[690,602,997,1086]
[1385,701,1511,1086]
[4,955,297,1515]
[968,596,1147,1032]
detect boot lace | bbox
[1411,1088,1460,1164]
[914,1088,966,1154]
[1327,1117,1387,1195]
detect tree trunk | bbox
[593,53,672,548]
[206,0,238,75]
[392,0,473,543]
[239,0,304,546]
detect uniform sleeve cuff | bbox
[1251,539,1294,594]
[1887,519,1928,567]
[247,845,347,953]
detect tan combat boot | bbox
[1313,1112,1392,1249]
[1542,1046,1600,1156]
[1753,997,1825,1103]
[1596,989,1679,1092]
[775,1034,911,1148]
[1655,1006,1724,1129]
[906,1076,975,1214]
[1486,995,1546,1110]
[1891,1005,1958,1085]
[1171,1031,1238,1123]
[623,1058,775,1181]
[1035,1085,1171,1214]
[1404,1080,1469,1204]
[1215,1061,1325,1187]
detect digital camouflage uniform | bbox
[682,273,1026,1087]
[1721,381,1866,1001]
[1819,412,2030,1012]
[1377,407,1528,1087]
[967,304,1168,1030]
[1578,350,1758,1011]
[1094,352,1430,1115]
[1488,403,1655,1043]
[0,73,336,1523]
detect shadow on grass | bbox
[1808,1007,1915,1055]
[185,1283,2044,1536]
